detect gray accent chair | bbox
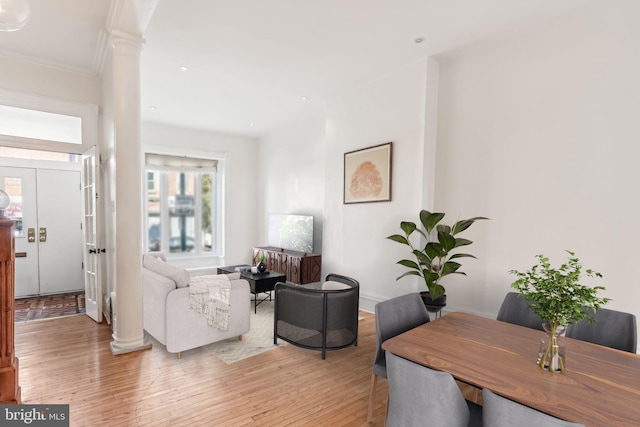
[482,388,585,427]
[386,351,482,427]
[496,292,545,331]
[367,293,431,423]
[273,273,359,359]
[566,308,637,353]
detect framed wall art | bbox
[343,142,392,204]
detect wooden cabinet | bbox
[252,246,321,284]
[0,217,20,403]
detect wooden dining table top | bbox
[382,311,640,427]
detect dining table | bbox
[382,311,640,427]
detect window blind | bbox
[145,153,217,169]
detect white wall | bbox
[324,59,438,312]
[0,55,101,105]
[142,121,260,270]
[258,112,326,253]
[436,0,640,328]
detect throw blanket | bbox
[188,275,232,330]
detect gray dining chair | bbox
[496,292,544,331]
[482,388,585,427]
[366,292,431,423]
[566,308,637,353]
[386,351,482,427]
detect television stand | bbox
[252,246,321,284]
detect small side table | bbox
[217,265,286,313]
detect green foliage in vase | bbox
[510,251,609,328]
[387,210,487,300]
[510,251,609,372]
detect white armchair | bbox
[142,252,250,357]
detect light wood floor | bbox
[14,310,388,427]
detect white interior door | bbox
[82,148,102,323]
[0,167,39,297]
[37,169,83,294]
[0,166,82,297]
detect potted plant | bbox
[509,251,609,372]
[257,253,267,273]
[387,210,487,307]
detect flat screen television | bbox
[268,213,314,253]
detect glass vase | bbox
[537,323,566,373]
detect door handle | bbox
[39,227,47,242]
[28,228,36,242]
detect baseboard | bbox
[103,294,111,326]
[358,292,383,314]
[359,293,496,320]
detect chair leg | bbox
[367,372,379,423]
[177,352,182,359]
[238,335,243,341]
[384,395,389,423]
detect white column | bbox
[109,30,151,355]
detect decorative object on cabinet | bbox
[344,142,392,204]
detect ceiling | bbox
[0,0,589,138]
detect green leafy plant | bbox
[387,210,487,300]
[510,251,609,372]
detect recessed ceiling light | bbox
[149,106,157,110]
[301,96,307,100]
[249,123,255,127]
[415,37,424,44]
[179,66,189,71]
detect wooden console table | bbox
[252,246,321,284]
[0,216,21,404]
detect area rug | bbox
[202,301,286,364]
[14,293,85,323]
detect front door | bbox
[0,167,39,296]
[0,166,83,297]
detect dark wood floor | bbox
[14,308,388,426]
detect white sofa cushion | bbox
[322,280,351,290]
[143,253,190,288]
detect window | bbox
[145,154,220,256]
[0,146,80,163]
[2,176,24,237]
[147,171,157,192]
[0,104,82,144]
[0,89,98,154]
